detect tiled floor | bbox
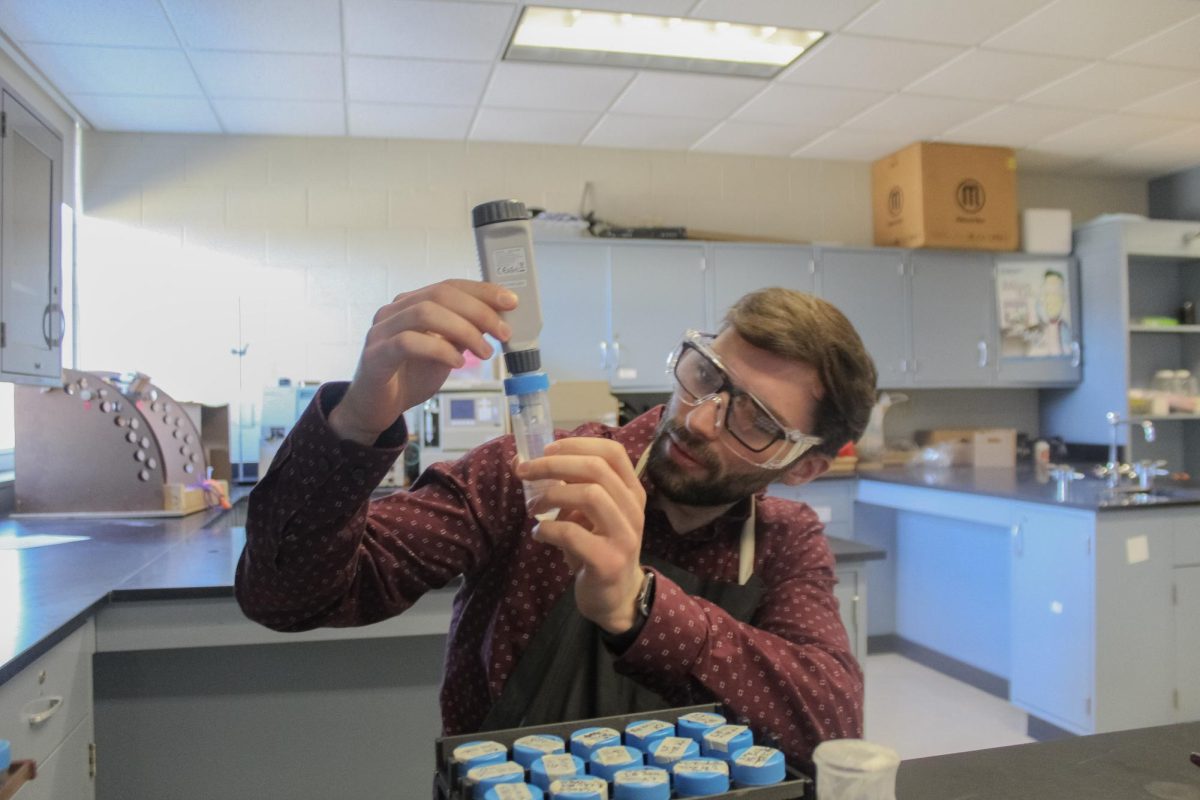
[863,653,1035,761]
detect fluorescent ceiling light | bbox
[505,7,825,79]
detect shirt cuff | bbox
[317,382,409,449]
[613,569,708,679]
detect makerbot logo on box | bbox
[956,179,986,214]
[887,186,903,217]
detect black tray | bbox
[433,703,814,799]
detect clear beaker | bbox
[812,739,900,800]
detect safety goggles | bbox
[666,330,822,469]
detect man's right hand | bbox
[329,279,516,445]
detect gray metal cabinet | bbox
[709,244,814,330]
[536,241,611,382]
[1176,565,1200,720]
[609,242,706,391]
[817,247,910,388]
[1,88,63,385]
[909,251,995,387]
[995,254,1082,386]
[1010,510,1094,733]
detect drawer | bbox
[0,620,95,768]
[9,714,94,800]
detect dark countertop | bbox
[0,497,881,687]
[898,721,1200,799]
[858,465,1200,511]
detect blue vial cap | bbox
[730,745,786,787]
[676,712,726,744]
[513,734,566,769]
[612,767,671,800]
[0,739,10,772]
[588,745,644,782]
[454,741,509,777]
[547,776,608,799]
[484,783,545,800]
[530,753,585,791]
[623,720,674,753]
[504,371,550,396]
[468,762,526,800]
[569,726,621,759]
[701,725,754,761]
[647,736,699,767]
[672,758,731,797]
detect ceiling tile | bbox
[689,0,878,31]
[1021,62,1196,111]
[348,103,474,140]
[847,0,1052,45]
[20,44,202,96]
[779,34,964,91]
[907,49,1087,101]
[941,103,1094,147]
[213,98,346,136]
[794,128,914,160]
[1112,16,1200,70]
[470,108,599,145]
[0,0,177,47]
[692,121,828,157]
[1089,125,1200,174]
[533,0,693,13]
[1125,79,1200,121]
[732,84,886,127]
[984,0,1200,59]
[482,62,634,112]
[191,52,343,100]
[583,114,715,150]
[1030,113,1192,159]
[842,93,995,140]
[70,93,220,132]
[161,0,342,53]
[348,58,491,106]
[611,72,766,120]
[344,0,514,60]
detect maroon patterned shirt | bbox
[235,383,863,765]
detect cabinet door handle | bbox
[611,340,621,366]
[22,695,63,726]
[978,339,988,368]
[599,340,608,370]
[1010,522,1024,557]
[1070,341,1081,368]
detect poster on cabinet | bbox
[997,261,1073,358]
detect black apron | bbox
[478,447,765,730]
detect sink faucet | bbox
[1097,412,1156,488]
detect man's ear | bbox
[778,452,832,486]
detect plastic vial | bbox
[505,371,559,521]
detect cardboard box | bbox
[872,142,1018,251]
[180,402,232,481]
[548,381,619,431]
[919,428,1017,467]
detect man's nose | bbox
[684,394,725,441]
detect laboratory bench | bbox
[0,495,882,800]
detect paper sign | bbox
[617,367,638,380]
[1125,535,1150,565]
[0,535,89,551]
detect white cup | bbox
[813,739,900,800]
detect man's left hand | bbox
[515,438,647,634]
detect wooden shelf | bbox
[1129,325,1200,333]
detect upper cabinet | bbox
[535,236,1083,394]
[0,86,64,385]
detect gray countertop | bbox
[858,465,1200,511]
[0,499,882,687]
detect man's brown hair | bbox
[723,288,878,458]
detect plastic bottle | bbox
[473,199,545,377]
[505,371,558,520]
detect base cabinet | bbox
[12,715,94,800]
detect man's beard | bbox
[645,416,786,507]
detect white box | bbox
[1021,208,1072,254]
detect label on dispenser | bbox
[493,247,529,278]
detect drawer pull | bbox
[21,695,63,726]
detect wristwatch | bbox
[635,568,656,620]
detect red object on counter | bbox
[837,442,856,457]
